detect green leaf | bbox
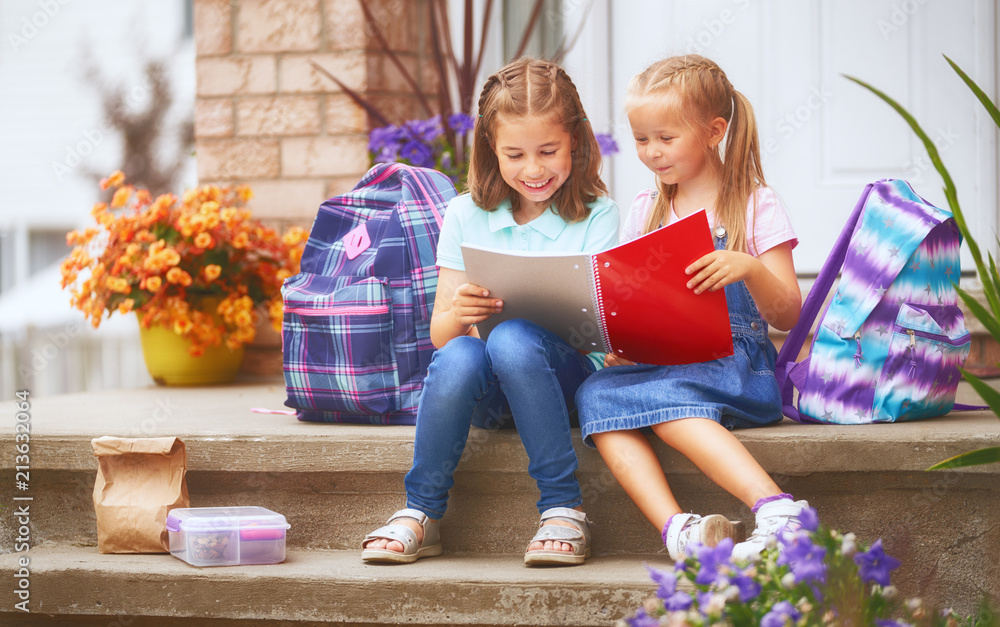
[945,54,1000,128]
[961,369,1000,412]
[957,286,1000,341]
[988,252,1000,310]
[927,447,1000,470]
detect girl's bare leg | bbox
[591,429,682,532]
[650,417,780,507]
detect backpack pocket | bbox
[872,303,971,422]
[282,273,400,416]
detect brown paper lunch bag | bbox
[92,436,190,553]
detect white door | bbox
[608,0,998,276]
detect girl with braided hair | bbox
[576,54,810,562]
[362,57,619,567]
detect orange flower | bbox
[194,232,214,249]
[100,170,125,190]
[111,186,132,209]
[166,267,193,286]
[62,171,305,356]
[160,247,181,267]
[282,226,309,247]
[203,264,222,281]
[105,277,131,294]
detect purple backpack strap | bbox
[774,182,878,422]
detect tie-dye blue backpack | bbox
[775,179,976,424]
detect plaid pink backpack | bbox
[281,163,456,424]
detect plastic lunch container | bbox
[166,506,290,567]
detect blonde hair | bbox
[466,57,607,223]
[625,55,765,253]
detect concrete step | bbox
[0,546,660,626]
[1,380,998,624]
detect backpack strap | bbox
[774,181,877,422]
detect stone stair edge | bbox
[3,383,998,475]
[0,545,661,626]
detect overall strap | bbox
[774,181,878,422]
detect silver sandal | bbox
[524,507,591,567]
[361,508,442,564]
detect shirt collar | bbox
[487,198,567,240]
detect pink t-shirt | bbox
[621,187,798,257]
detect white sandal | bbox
[361,508,442,564]
[523,507,591,567]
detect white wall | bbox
[0,0,194,397]
[0,0,196,284]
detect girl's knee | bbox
[485,319,544,365]
[425,336,489,393]
[431,336,487,372]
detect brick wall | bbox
[192,0,436,374]
[192,0,436,225]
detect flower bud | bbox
[841,532,857,557]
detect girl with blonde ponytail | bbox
[577,55,809,563]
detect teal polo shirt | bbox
[436,194,620,270]
[436,193,621,369]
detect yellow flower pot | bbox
[138,321,245,386]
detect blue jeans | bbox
[404,319,595,519]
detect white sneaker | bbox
[663,512,744,562]
[731,498,809,562]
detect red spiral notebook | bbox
[461,210,733,366]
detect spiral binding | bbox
[590,255,613,353]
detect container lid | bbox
[165,506,289,533]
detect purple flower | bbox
[694,537,734,586]
[662,590,693,612]
[853,539,901,587]
[373,144,401,164]
[647,565,677,598]
[876,620,913,627]
[595,132,619,156]
[778,533,827,584]
[448,112,475,135]
[399,140,435,168]
[798,507,819,532]
[729,567,762,602]
[695,590,719,615]
[368,124,406,152]
[627,608,659,627]
[404,115,443,143]
[761,601,801,627]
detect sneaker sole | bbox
[698,515,746,546]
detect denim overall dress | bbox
[576,226,783,446]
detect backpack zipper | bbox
[905,328,971,378]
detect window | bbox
[503,0,564,60]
